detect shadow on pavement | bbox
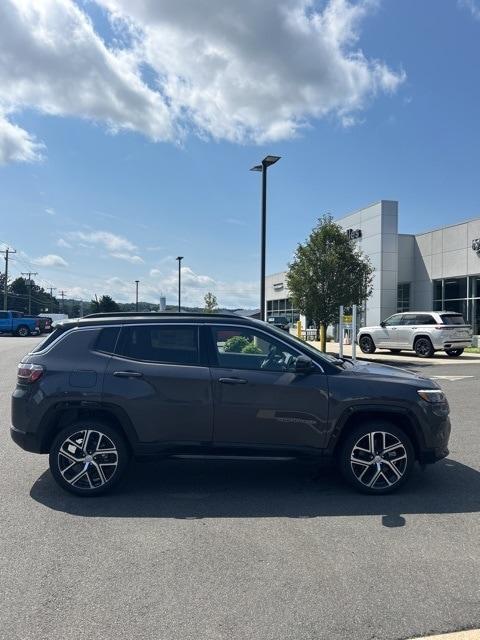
[30,457,480,525]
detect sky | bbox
[1,0,480,308]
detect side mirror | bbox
[295,355,315,373]
[380,321,386,327]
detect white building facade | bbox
[266,200,480,336]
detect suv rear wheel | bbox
[359,335,376,354]
[339,422,414,494]
[414,337,434,358]
[49,421,130,496]
[445,348,464,357]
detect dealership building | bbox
[266,200,480,337]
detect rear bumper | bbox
[10,425,43,453]
[440,340,471,350]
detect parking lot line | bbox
[409,630,480,640]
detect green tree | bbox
[90,295,119,313]
[204,292,218,313]
[286,214,373,352]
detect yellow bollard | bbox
[320,324,325,351]
[297,319,302,339]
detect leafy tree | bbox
[90,295,119,313]
[242,342,262,354]
[224,336,250,353]
[286,214,373,352]
[204,292,218,313]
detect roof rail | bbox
[84,311,239,319]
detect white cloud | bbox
[66,229,144,264]
[109,252,144,264]
[33,253,68,267]
[0,0,405,163]
[0,0,175,164]
[96,0,405,142]
[57,238,72,248]
[67,230,137,253]
[0,113,43,164]
[459,0,480,20]
[45,207,55,216]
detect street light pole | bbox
[176,256,183,312]
[135,280,139,312]
[250,155,281,321]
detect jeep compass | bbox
[11,312,451,496]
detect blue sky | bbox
[1,0,480,307]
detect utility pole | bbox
[176,257,183,312]
[135,280,140,312]
[1,247,16,311]
[21,271,38,315]
[47,287,56,298]
[59,290,67,313]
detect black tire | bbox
[339,421,415,494]
[359,335,376,354]
[390,349,401,354]
[414,337,434,358]
[49,420,130,496]
[445,348,464,357]
[15,325,30,337]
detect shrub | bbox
[242,342,263,354]
[224,336,250,353]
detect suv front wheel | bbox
[49,421,130,496]
[339,422,415,494]
[359,335,376,354]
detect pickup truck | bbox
[0,311,40,337]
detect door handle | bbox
[113,371,144,378]
[218,377,248,385]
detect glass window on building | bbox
[433,276,480,334]
[444,277,467,299]
[397,283,410,312]
[266,297,300,325]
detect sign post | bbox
[339,305,344,358]
[352,304,357,362]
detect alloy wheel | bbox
[359,336,375,353]
[415,338,433,358]
[350,430,408,490]
[57,429,119,490]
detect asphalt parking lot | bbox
[1,336,479,640]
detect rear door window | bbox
[413,314,437,325]
[117,325,200,365]
[94,327,120,354]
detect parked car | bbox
[267,315,290,331]
[38,313,68,329]
[11,312,451,496]
[24,315,52,334]
[0,311,40,337]
[358,311,472,358]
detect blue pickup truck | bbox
[0,311,40,337]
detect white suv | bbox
[358,311,472,358]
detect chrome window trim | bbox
[29,320,325,372]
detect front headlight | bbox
[417,389,447,403]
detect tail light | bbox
[17,363,44,384]
[35,319,40,327]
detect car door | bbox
[103,323,213,445]
[376,314,404,348]
[208,324,329,451]
[0,311,9,332]
[395,314,419,348]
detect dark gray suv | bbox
[11,312,451,496]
